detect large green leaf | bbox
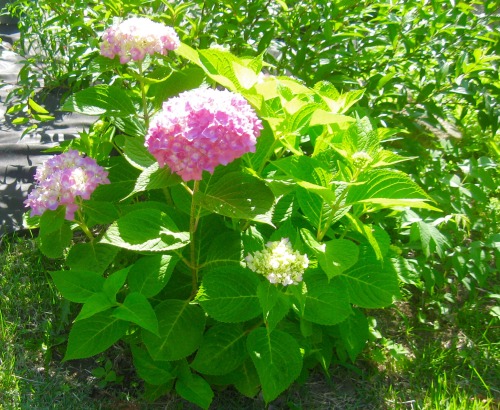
[103,267,129,300]
[338,309,370,362]
[74,292,115,322]
[64,310,128,360]
[346,169,438,211]
[339,246,401,308]
[191,323,247,375]
[117,135,155,170]
[131,345,174,386]
[302,272,352,325]
[257,281,290,331]
[232,359,261,398]
[100,209,189,253]
[198,228,242,269]
[128,254,178,298]
[112,292,159,336]
[176,371,214,410]
[317,239,359,279]
[194,172,274,224]
[247,328,302,403]
[62,85,136,116]
[126,163,181,199]
[81,200,119,226]
[410,219,451,258]
[66,243,118,274]
[50,270,105,303]
[38,207,72,258]
[142,300,205,361]
[197,266,261,323]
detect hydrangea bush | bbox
[25,16,438,408]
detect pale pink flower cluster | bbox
[100,17,179,63]
[25,150,109,220]
[245,238,309,286]
[145,88,263,181]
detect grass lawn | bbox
[1,232,498,409]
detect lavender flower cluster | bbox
[25,150,109,220]
[145,88,262,181]
[100,17,179,63]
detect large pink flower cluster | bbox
[145,88,263,181]
[100,17,179,63]
[25,150,110,220]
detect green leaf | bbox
[66,243,118,274]
[344,214,383,260]
[81,201,119,226]
[272,155,333,188]
[176,372,214,410]
[74,292,116,322]
[38,207,72,258]
[339,246,401,308]
[28,98,49,114]
[117,136,154,169]
[112,292,159,335]
[338,309,370,362]
[103,267,129,300]
[347,169,438,211]
[309,109,355,126]
[197,266,261,323]
[194,172,275,224]
[143,300,205,361]
[148,66,206,109]
[62,85,136,116]
[247,328,303,403]
[64,310,128,360]
[410,220,451,258]
[302,272,352,325]
[257,282,290,331]
[232,359,261,398]
[131,345,174,386]
[191,323,247,376]
[38,222,73,258]
[316,239,359,279]
[200,228,242,270]
[198,48,240,91]
[127,162,181,199]
[128,254,178,298]
[50,270,105,303]
[100,209,189,253]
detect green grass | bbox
[1,233,498,409]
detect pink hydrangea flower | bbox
[145,88,263,181]
[24,150,110,220]
[100,17,179,64]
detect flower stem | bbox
[76,214,94,241]
[189,180,201,296]
[138,63,149,129]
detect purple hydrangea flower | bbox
[145,88,263,181]
[100,17,179,64]
[24,150,110,220]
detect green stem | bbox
[76,213,94,241]
[138,63,149,129]
[189,180,201,296]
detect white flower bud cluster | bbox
[351,151,373,169]
[245,238,309,286]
